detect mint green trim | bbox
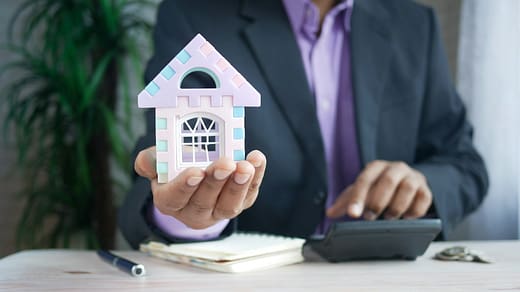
[160,65,175,80]
[157,162,168,174]
[180,67,220,88]
[156,118,167,129]
[233,128,244,140]
[233,107,244,118]
[156,140,168,152]
[176,49,191,64]
[145,81,159,96]
[233,150,245,161]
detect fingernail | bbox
[326,207,336,218]
[384,214,397,220]
[348,203,363,217]
[247,151,264,167]
[363,210,378,221]
[214,169,233,180]
[233,173,251,185]
[186,176,204,187]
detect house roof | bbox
[138,34,261,108]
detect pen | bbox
[97,250,146,277]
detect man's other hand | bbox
[134,146,267,229]
[327,160,432,220]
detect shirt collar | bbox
[283,0,354,40]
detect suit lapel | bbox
[350,0,394,165]
[241,0,328,186]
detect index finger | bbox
[135,146,157,180]
[242,150,267,209]
[151,166,206,216]
[327,160,388,218]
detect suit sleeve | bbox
[412,8,489,235]
[118,0,234,249]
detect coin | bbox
[434,252,460,261]
[441,246,469,257]
[469,250,494,264]
[433,246,494,264]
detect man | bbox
[119,0,488,249]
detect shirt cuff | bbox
[151,206,229,241]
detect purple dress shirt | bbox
[152,0,361,239]
[283,0,361,233]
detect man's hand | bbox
[135,146,267,229]
[327,160,432,220]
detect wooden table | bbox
[0,241,519,291]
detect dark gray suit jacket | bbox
[119,0,488,249]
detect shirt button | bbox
[321,100,331,111]
[313,191,326,205]
[306,8,313,18]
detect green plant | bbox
[1,0,153,249]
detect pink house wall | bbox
[156,96,244,182]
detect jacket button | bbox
[313,191,326,205]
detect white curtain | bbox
[450,0,520,240]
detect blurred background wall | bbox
[416,0,462,81]
[450,0,520,240]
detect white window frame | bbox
[177,112,223,168]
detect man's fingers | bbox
[383,174,419,219]
[403,184,433,219]
[243,150,267,209]
[180,157,236,224]
[364,162,410,220]
[327,160,387,218]
[152,167,205,216]
[147,150,267,228]
[325,186,355,218]
[135,146,158,179]
[213,160,255,220]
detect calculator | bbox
[304,219,442,262]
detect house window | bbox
[180,67,220,89]
[179,115,221,166]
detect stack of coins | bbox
[434,246,494,263]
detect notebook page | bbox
[160,233,305,261]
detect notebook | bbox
[140,233,305,273]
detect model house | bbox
[138,34,261,183]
